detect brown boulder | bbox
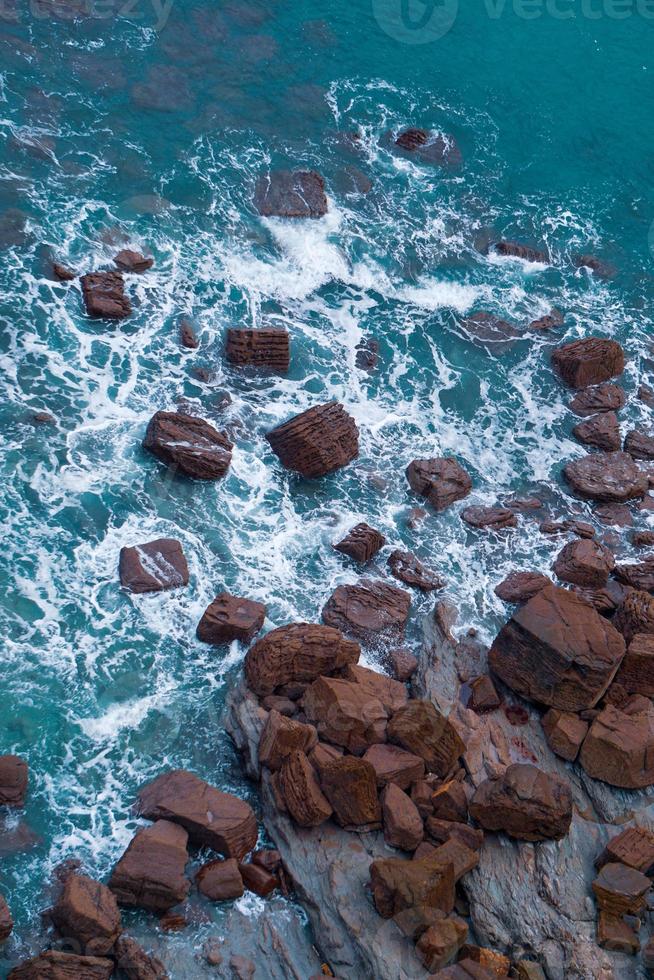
[254,170,327,218]
[596,911,640,955]
[394,128,461,166]
[431,780,470,823]
[592,861,650,916]
[355,336,379,371]
[143,411,233,480]
[625,428,654,460]
[613,590,654,642]
[406,457,472,511]
[428,837,479,880]
[632,530,654,548]
[244,623,359,697]
[597,826,654,875]
[572,412,621,451]
[461,506,517,531]
[529,309,564,332]
[342,663,408,712]
[81,271,131,319]
[321,579,411,642]
[136,769,257,859]
[488,585,625,711]
[7,952,114,979]
[613,633,654,696]
[552,337,624,388]
[552,538,614,587]
[333,522,385,562]
[0,755,28,807]
[389,647,418,682]
[381,782,423,851]
[278,750,332,827]
[179,317,198,349]
[425,818,484,854]
[494,571,550,603]
[113,935,169,979]
[416,914,468,973]
[459,946,510,976]
[238,861,278,897]
[362,743,425,790]
[53,262,76,281]
[51,873,121,955]
[119,538,189,594]
[301,675,387,753]
[114,249,153,273]
[469,764,572,842]
[563,451,647,503]
[0,894,12,942]
[387,700,465,776]
[541,709,588,762]
[569,383,626,415]
[196,858,244,901]
[225,328,290,371]
[258,709,317,771]
[109,820,189,912]
[196,592,266,645]
[387,550,445,591]
[614,555,654,591]
[466,675,501,713]
[369,851,455,918]
[266,401,358,477]
[579,698,654,788]
[319,756,381,830]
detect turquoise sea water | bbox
[1,0,654,974]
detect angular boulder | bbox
[321,579,411,643]
[406,457,472,511]
[266,402,358,478]
[7,952,114,980]
[592,862,650,916]
[579,698,654,788]
[225,328,290,371]
[258,709,317,771]
[552,337,624,388]
[541,709,588,762]
[51,873,121,955]
[278,750,333,828]
[301,676,387,754]
[254,170,327,218]
[179,317,198,349]
[469,764,572,842]
[319,756,381,830]
[109,820,190,912]
[488,585,625,711]
[431,780,470,823]
[416,914,468,973]
[624,428,654,460]
[572,412,621,451]
[119,538,189,594]
[143,411,233,480]
[613,633,654,696]
[381,782,423,851]
[244,623,359,697]
[387,700,465,776]
[113,935,169,980]
[494,571,550,603]
[333,522,385,563]
[597,826,654,875]
[342,663,408,713]
[552,538,614,588]
[114,249,153,273]
[613,590,654,642]
[369,851,455,918]
[0,755,28,807]
[81,271,131,319]
[196,592,266,645]
[362,743,425,790]
[460,506,517,531]
[466,675,501,713]
[614,555,654,591]
[563,451,647,503]
[196,858,244,901]
[569,383,626,416]
[387,550,445,591]
[136,769,257,859]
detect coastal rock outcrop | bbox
[333,522,385,563]
[469,764,573,842]
[387,700,465,776]
[8,952,114,979]
[579,698,654,788]
[244,623,360,697]
[0,755,28,807]
[552,538,615,587]
[572,412,621,451]
[322,579,411,642]
[552,337,625,388]
[50,873,121,955]
[109,820,190,912]
[119,538,189,594]
[569,383,626,415]
[143,411,233,480]
[266,402,358,477]
[300,676,388,753]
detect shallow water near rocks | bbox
[0,0,653,974]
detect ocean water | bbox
[0,0,653,973]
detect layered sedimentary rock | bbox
[0,755,28,807]
[460,506,517,531]
[613,590,654,642]
[196,592,266,645]
[343,663,408,713]
[572,411,621,451]
[579,698,654,788]
[8,952,114,979]
[564,451,647,503]
[541,709,588,762]
[258,710,317,772]
[319,756,381,829]
[597,826,654,875]
[614,555,654,592]
[552,337,625,388]
[362,743,425,790]
[370,850,455,918]
[494,571,550,603]
[109,820,190,912]
[119,538,189,594]
[387,549,445,590]
[50,873,121,955]
[244,623,359,697]
[196,858,244,901]
[266,402,358,477]
[143,411,233,480]
[469,764,572,842]
[613,633,654,696]
[278,750,333,827]
[81,271,131,319]
[225,328,290,371]
[254,170,328,218]
[322,579,411,642]
[569,383,626,415]
[333,522,385,562]
[301,676,387,754]
[624,428,654,460]
[114,249,153,273]
[552,538,614,587]
[488,585,625,711]
[136,769,257,859]
[113,935,169,979]
[387,700,465,776]
[406,457,472,511]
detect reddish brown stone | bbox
[594,502,633,526]
[429,837,479,881]
[466,675,501,713]
[244,623,359,697]
[632,530,654,548]
[494,571,550,603]
[388,646,418,682]
[614,555,654,591]
[569,383,626,416]
[461,506,517,531]
[539,518,595,538]
[369,851,455,918]
[424,817,485,853]
[136,769,257,859]
[258,709,317,771]
[225,329,290,371]
[596,911,640,955]
[382,782,423,851]
[196,858,244,901]
[278,750,332,828]
[388,700,465,776]
[342,663,408,713]
[52,261,76,281]
[81,271,131,319]
[322,579,411,643]
[109,820,190,912]
[613,591,654,643]
[8,952,114,979]
[412,779,436,818]
[143,411,233,480]
[613,634,654,697]
[119,538,189,594]
[573,412,621,451]
[387,550,445,591]
[458,946,511,976]
[301,676,387,754]
[528,308,563,331]
[431,780,470,823]
[307,741,343,777]
[113,935,168,979]
[238,861,278,897]
[469,764,572,842]
[553,538,614,587]
[0,755,28,807]
[597,826,654,875]
[592,862,650,916]
[416,914,468,972]
[625,428,654,461]
[114,249,153,273]
[179,317,198,349]
[362,743,425,790]
[196,592,265,645]
[430,960,497,979]
[579,699,654,789]
[406,457,472,511]
[552,337,624,388]
[564,451,647,503]
[333,522,385,562]
[51,873,120,955]
[266,401,358,477]
[319,756,381,830]
[541,709,588,762]
[493,240,549,263]
[488,585,625,711]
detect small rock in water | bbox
[322,579,411,643]
[528,307,564,331]
[624,427,654,460]
[81,271,131,319]
[572,411,621,451]
[333,522,385,563]
[109,820,190,912]
[52,261,75,281]
[552,337,625,388]
[552,537,614,587]
[569,382,626,415]
[225,328,290,371]
[196,859,244,901]
[0,755,28,807]
[387,549,445,591]
[574,253,616,278]
[564,451,647,503]
[196,592,266,645]
[355,335,379,371]
[119,538,189,594]
[179,317,199,349]
[406,457,472,511]
[30,411,56,426]
[494,570,550,603]
[266,402,359,478]
[254,170,328,218]
[113,248,153,273]
[492,240,549,263]
[143,411,233,480]
[460,505,517,530]
[459,311,521,351]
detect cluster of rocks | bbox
[591,826,654,958]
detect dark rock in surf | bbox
[394,127,461,167]
[143,411,233,480]
[552,337,625,389]
[355,336,379,371]
[50,873,121,955]
[81,271,131,319]
[459,311,521,351]
[52,261,76,281]
[492,241,549,263]
[406,457,472,511]
[528,308,564,331]
[196,592,266,645]
[553,538,615,588]
[0,894,12,943]
[179,317,199,349]
[244,623,360,697]
[387,549,445,591]
[494,571,550,604]
[572,412,621,451]
[225,328,290,371]
[569,383,626,416]
[564,451,647,503]
[114,935,169,979]
[624,428,654,461]
[0,755,28,807]
[333,522,385,563]
[114,249,153,273]
[322,579,411,643]
[266,402,358,477]
[119,538,189,594]
[254,170,328,218]
[460,506,517,530]
[7,952,114,979]
[574,254,616,279]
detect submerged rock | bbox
[266,401,358,477]
[394,127,461,166]
[492,240,549,263]
[119,538,189,594]
[254,170,327,218]
[552,337,624,388]
[179,317,199,349]
[624,427,654,461]
[143,411,233,480]
[459,311,521,351]
[0,894,12,943]
[80,271,131,319]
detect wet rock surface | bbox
[196,591,266,645]
[564,450,648,503]
[569,383,626,415]
[552,337,625,388]
[108,820,190,912]
[80,270,131,319]
[143,411,233,480]
[244,622,360,697]
[254,170,328,218]
[322,579,411,642]
[119,538,189,594]
[333,522,386,562]
[387,549,445,591]
[572,411,621,451]
[225,328,290,371]
[406,457,473,511]
[266,401,359,477]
